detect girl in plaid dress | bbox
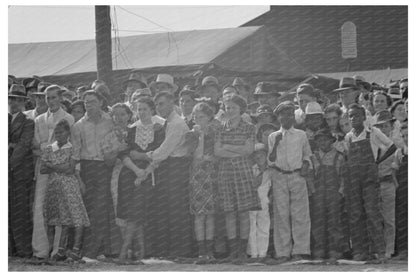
[214,94,260,260]
[189,102,221,259]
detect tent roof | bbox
[10,26,305,78]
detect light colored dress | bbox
[42,141,90,227]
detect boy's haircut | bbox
[348,103,366,117]
[45,84,64,96]
[179,89,198,100]
[154,91,174,102]
[71,100,86,112]
[324,103,343,117]
[83,90,104,102]
[61,99,72,113]
[192,102,214,120]
[256,123,278,142]
[55,119,71,133]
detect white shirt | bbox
[345,126,393,161]
[268,126,312,171]
[148,110,190,163]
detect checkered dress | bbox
[216,120,261,212]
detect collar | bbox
[51,140,72,152]
[47,107,63,118]
[279,126,295,135]
[166,110,178,123]
[349,126,371,138]
[84,111,109,122]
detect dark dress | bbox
[117,122,165,224]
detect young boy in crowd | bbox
[344,104,396,261]
[256,123,279,146]
[373,110,398,259]
[268,101,312,262]
[310,128,345,260]
[392,121,408,260]
[247,143,272,261]
[304,102,326,152]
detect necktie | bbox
[268,132,282,162]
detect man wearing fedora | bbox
[122,72,148,103]
[23,77,42,111]
[232,77,252,103]
[32,85,75,260]
[24,82,51,120]
[251,104,277,132]
[294,84,318,128]
[334,76,374,129]
[253,82,282,111]
[8,84,35,258]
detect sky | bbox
[8,5,270,44]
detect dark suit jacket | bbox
[9,112,35,180]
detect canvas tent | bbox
[9,26,321,94]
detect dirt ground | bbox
[8,257,408,272]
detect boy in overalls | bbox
[344,104,395,261]
[310,128,345,260]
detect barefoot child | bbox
[310,128,345,260]
[41,119,90,261]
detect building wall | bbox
[242,6,407,74]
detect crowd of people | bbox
[8,72,408,265]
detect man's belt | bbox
[270,165,301,174]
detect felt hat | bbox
[305,101,324,115]
[31,81,52,96]
[122,72,148,90]
[9,84,28,99]
[232,77,250,89]
[296,83,318,98]
[131,88,152,100]
[222,85,238,96]
[273,100,295,116]
[353,75,372,91]
[333,77,359,93]
[22,77,42,91]
[149,74,178,93]
[314,128,336,142]
[252,104,276,119]
[253,82,281,97]
[373,110,395,126]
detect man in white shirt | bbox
[32,85,75,260]
[24,82,50,120]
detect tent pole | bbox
[95,5,114,102]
